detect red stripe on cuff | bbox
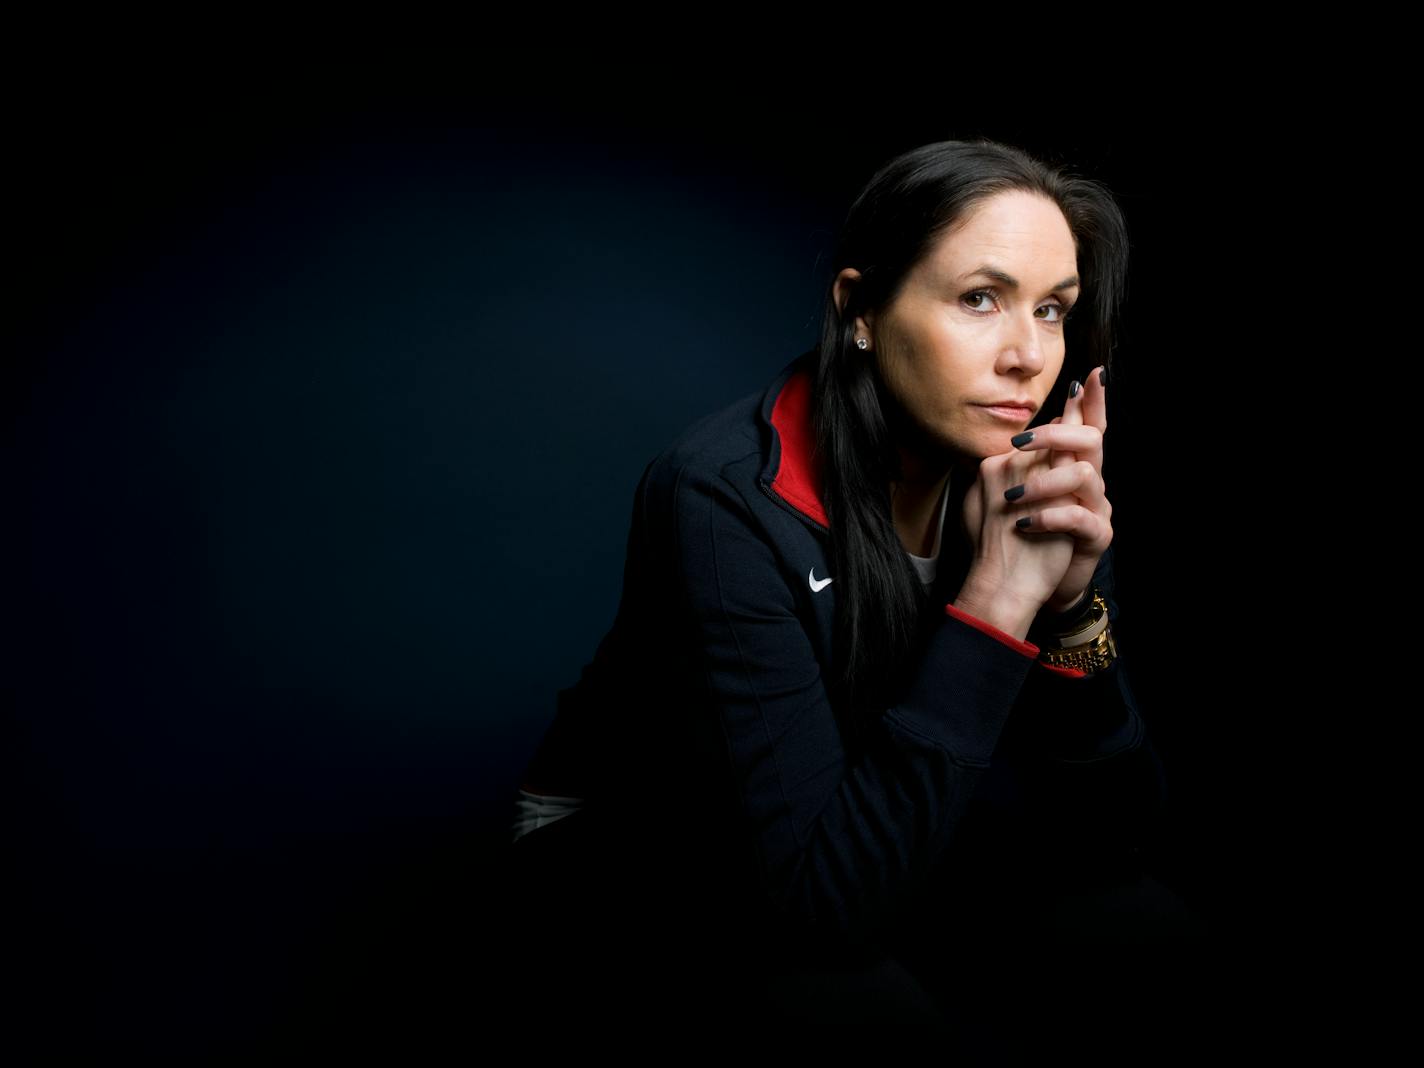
[944,603,1039,658]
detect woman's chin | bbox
[966,430,1021,459]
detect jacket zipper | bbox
[758,477,830,537]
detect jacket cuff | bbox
[891,607,1038,764]
[943,603,1038,658]
[945,604,1093,677]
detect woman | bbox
[501,140,1204,1049]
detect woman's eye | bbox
[964,289,1072,324]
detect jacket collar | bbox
[758,348,829,532]
[757,349,976,608]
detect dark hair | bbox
[813,138,1130,735]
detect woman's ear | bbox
[855,315,875,348]
[832,268,861,320]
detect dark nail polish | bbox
[1069,379,1080,398]
[1004,484,1025,501]
[1099,368,1108,387]
[1011,431,1033,448]
[1016,516,1032,529]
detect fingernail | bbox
[1011,431,1033,448]
[1068,379,1080,398]
[1099,367,1108,388]
[1004,484,1025,501]
[1016,516,1032,529]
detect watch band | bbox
[1036,587,1118,674]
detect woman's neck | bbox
[890,446,954,558]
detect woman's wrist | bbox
[951,580,1040,644]
[1043,587,1090,618]
[1030,585,1097,644]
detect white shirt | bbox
[905,475,951,591]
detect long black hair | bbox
[814,138,1130,734]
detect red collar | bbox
[761,351,828,530]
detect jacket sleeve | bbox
[1002,544,1169,861]
[674,466,1040,957]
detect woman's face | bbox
[845,189,1081,464]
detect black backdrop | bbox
[9,74,1297,1057]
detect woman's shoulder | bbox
[654,388,763,476]
[634,352,818,551]
[646,350,810,492]
[637,386,770,518]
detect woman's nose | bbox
[1002,313,1046,374]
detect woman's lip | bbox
[977,404,1033,421]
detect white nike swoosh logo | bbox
[809,568,833,592]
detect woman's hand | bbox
[955,430,1079,637]
[1010,365,1115,615]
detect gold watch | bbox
[1037,587,1118,675]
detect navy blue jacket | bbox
[514,347,1167,967]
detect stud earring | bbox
[855,337,868,350]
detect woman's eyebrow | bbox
[960,265,1081,293]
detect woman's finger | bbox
[1080,364,1108,437]
[1010,423,1103,459]
[1051,376,1085,471]
[1013,500,1112,550]
[1002,459,1106,511]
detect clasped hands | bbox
[962,367,1116,618]
[999,366,1115,617]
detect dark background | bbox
[9,75,1293,1057]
